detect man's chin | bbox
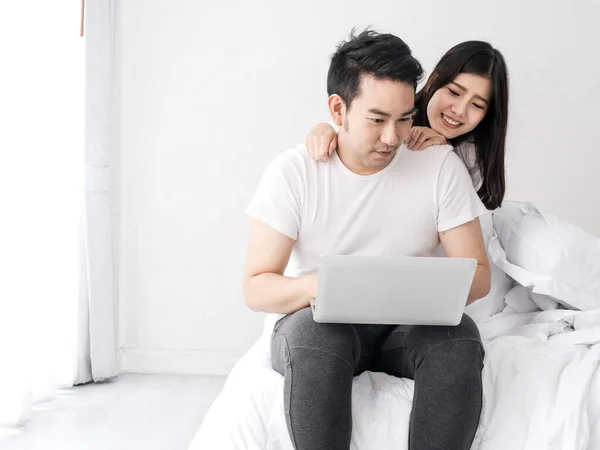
[371,150,395,162]
[366,157,392,171]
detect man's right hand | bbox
[305,123,338,162]
[302,272,318,301]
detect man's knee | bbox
[452,313,482,344]
[407,314,483,367]
[416,313,481,346]
[271,307,359,367]
[424,339,484,375]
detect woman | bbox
[305,41,509,210]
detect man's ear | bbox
[327,94,346,127]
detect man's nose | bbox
[380,125,399,146]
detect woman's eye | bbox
[472,103,484,110]
[448,88,459,96]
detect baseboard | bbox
[120,347,244,376]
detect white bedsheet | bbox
[188,309,600,450]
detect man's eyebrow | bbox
[450,81,489,104]
[368,107,417,117]
[401,107,418,117]
[368,108,391,117]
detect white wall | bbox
[116,0,600,375]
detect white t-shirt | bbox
[246,143,487,278]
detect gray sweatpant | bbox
[271,307,484,450]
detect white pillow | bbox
[504,285,540,313]
[463,212,514,322]
[502,284,559,313]
[440,211,515,323]
[491,201,600,311]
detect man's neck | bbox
[336,143,382,176]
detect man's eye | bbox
[399,117,413,122]
[448,88,459,96]
[370,118,384,123]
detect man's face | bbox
[336,75,416,176]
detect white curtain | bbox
[77,0,119,385]
[0,0,118,428]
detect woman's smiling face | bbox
[426,72,492,140]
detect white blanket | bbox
[190,203,600,449]
[188,309,600,450]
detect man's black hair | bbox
[327,29,423,108]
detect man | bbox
[243,29,491,450]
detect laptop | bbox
[311,255,477,326]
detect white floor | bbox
[0,374,226,450]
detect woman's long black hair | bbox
[415,41,509,210]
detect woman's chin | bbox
[431,124,454,140]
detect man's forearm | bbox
[243,273,316,314]
[466,264,491,305]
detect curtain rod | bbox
[80,0,85,37]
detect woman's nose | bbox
[452,99,469,117]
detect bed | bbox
[188,202,600,450]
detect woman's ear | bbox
[327,94,345,127]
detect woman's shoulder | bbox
[454,141,477,167]
[453,141,483,189]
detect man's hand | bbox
[303,273,318,301]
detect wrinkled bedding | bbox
[189,307,600,450]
